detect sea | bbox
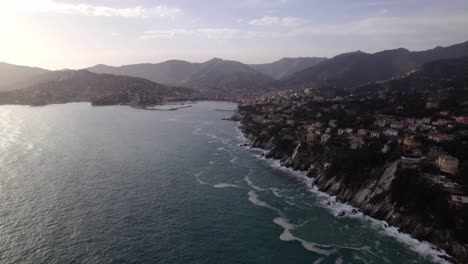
[0,101,449,264]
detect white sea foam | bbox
[213,183,241,189]
[273,217,338,256]
[245,175,287,199]
[247,190,282,215]
[248,144,452,263]
[335,257,343,264]
[194,171,209,185]
[229,157,238,164]
[235,123,452,263]
[244,175,267,191]
[192,126,202,134]
[313,258,324,264]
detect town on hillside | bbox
[236,69,468,260]
[239,85,468,205]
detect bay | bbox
[0,102,444,263]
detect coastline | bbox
[234,123,453,264]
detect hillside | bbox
[354,56,468,96]
[250,57,326,79]
[88,58,274,92]
[278,41,468,90]
[0,62,49,91]
[88,60,199,86]
[184,58,274,91]
[0,70,196,106]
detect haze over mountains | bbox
[88,58,277,91]
[88,57,324,87]
[1,40,468,106]
[250,57,326,80]
[0,70,195,106]
[0,62,49,91]
[87,40,468,91]
[278,41,468,89]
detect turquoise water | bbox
[0,102,445,263]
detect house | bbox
[420,124,436,131]
[337,128,345,135]
[412,149,423,156]
[436,155,459,175]
[403,137,421,148]
[406,117,416,124]
[456,116,468,125]
[384,129,398,137]
[286,120,295,126]
[307,132,317,142]
[390,122,404,129]
[432,119,449,126]
[321,134,331,144]
[401,156,425,167]
[314,122,324,128]
[428,134,454,143]
[426,100,439,109]
[428,147,445,158]
[408,124,419,132]
[439,110,450,116]
[375,119,387,127]
[349,136,365,149]
[415,119,425,125]
[357,129,368,136]
[449,195,468,207]
[423,117,432,124]
[370,131,381,138]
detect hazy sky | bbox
[1,0,467,70]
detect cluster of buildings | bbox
[239,87,468,207]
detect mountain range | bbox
[1,40,468,106]
[88,58,277,91]
[278,41,468,89]
[0,70,196,106]
[0,62,49,91]
[250,57,326,80]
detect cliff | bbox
[239,113,467,263]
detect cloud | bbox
[249,16,306,27]
[238,0,289,8]
[8,0,182,19]
[139,28,280,40]
[288,12,468,37]
[139,11,468,44]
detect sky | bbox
[0,0,467,70]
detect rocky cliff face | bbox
[241,123,467,263]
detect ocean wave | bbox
[229,157,238,164]
[213,183,242,189]
[244,175,267,191]
[194,171,209,185]
[247,190,282,215]
[249,145,451,263]
[273,217,338,256]
[237,125,451,264]
[244,175,287,199]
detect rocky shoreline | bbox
[238,122,467,263]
